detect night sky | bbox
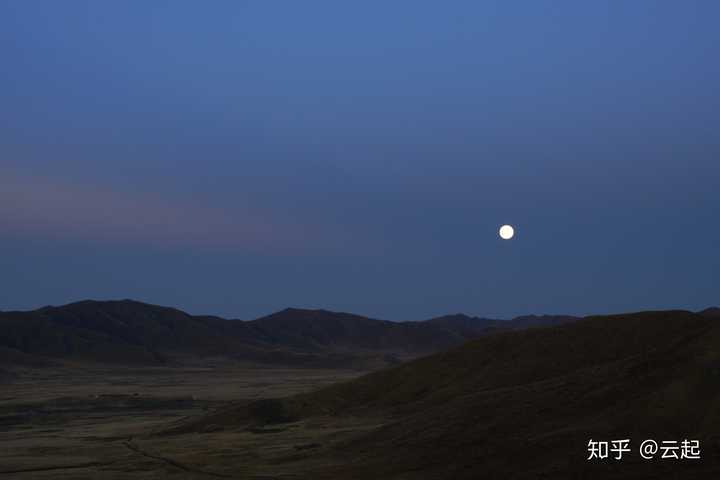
[1,1,718,320]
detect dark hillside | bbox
[0,300,571,368]
[182,310,720,478]
[247,308,468,353]
[700,307,720,318]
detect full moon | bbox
[499,224,515,240]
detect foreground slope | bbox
[181,310,720,479]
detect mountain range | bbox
[0,300,576,368]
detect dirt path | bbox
[0,460,117,475]
[123,437,234,478]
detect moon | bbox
[499,224,515,240]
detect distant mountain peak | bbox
[699,307,720,317]
[276,307,332,315]
[43,298,160,309]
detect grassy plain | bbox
[0,364,366,479]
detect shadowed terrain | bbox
[0,300,575,369]
[2,306,719,478]
[0,364,362,479]
[167,309,720,479]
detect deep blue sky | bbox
[1,1,718,320]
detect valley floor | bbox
[0,365,366,479]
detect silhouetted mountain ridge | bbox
[0,299,576,368]
[700,306,720,317]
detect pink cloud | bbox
[0,168,320,252]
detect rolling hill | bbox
[178,309,720,478]
[0,300,575,368]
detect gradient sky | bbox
[1,1,718,320]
